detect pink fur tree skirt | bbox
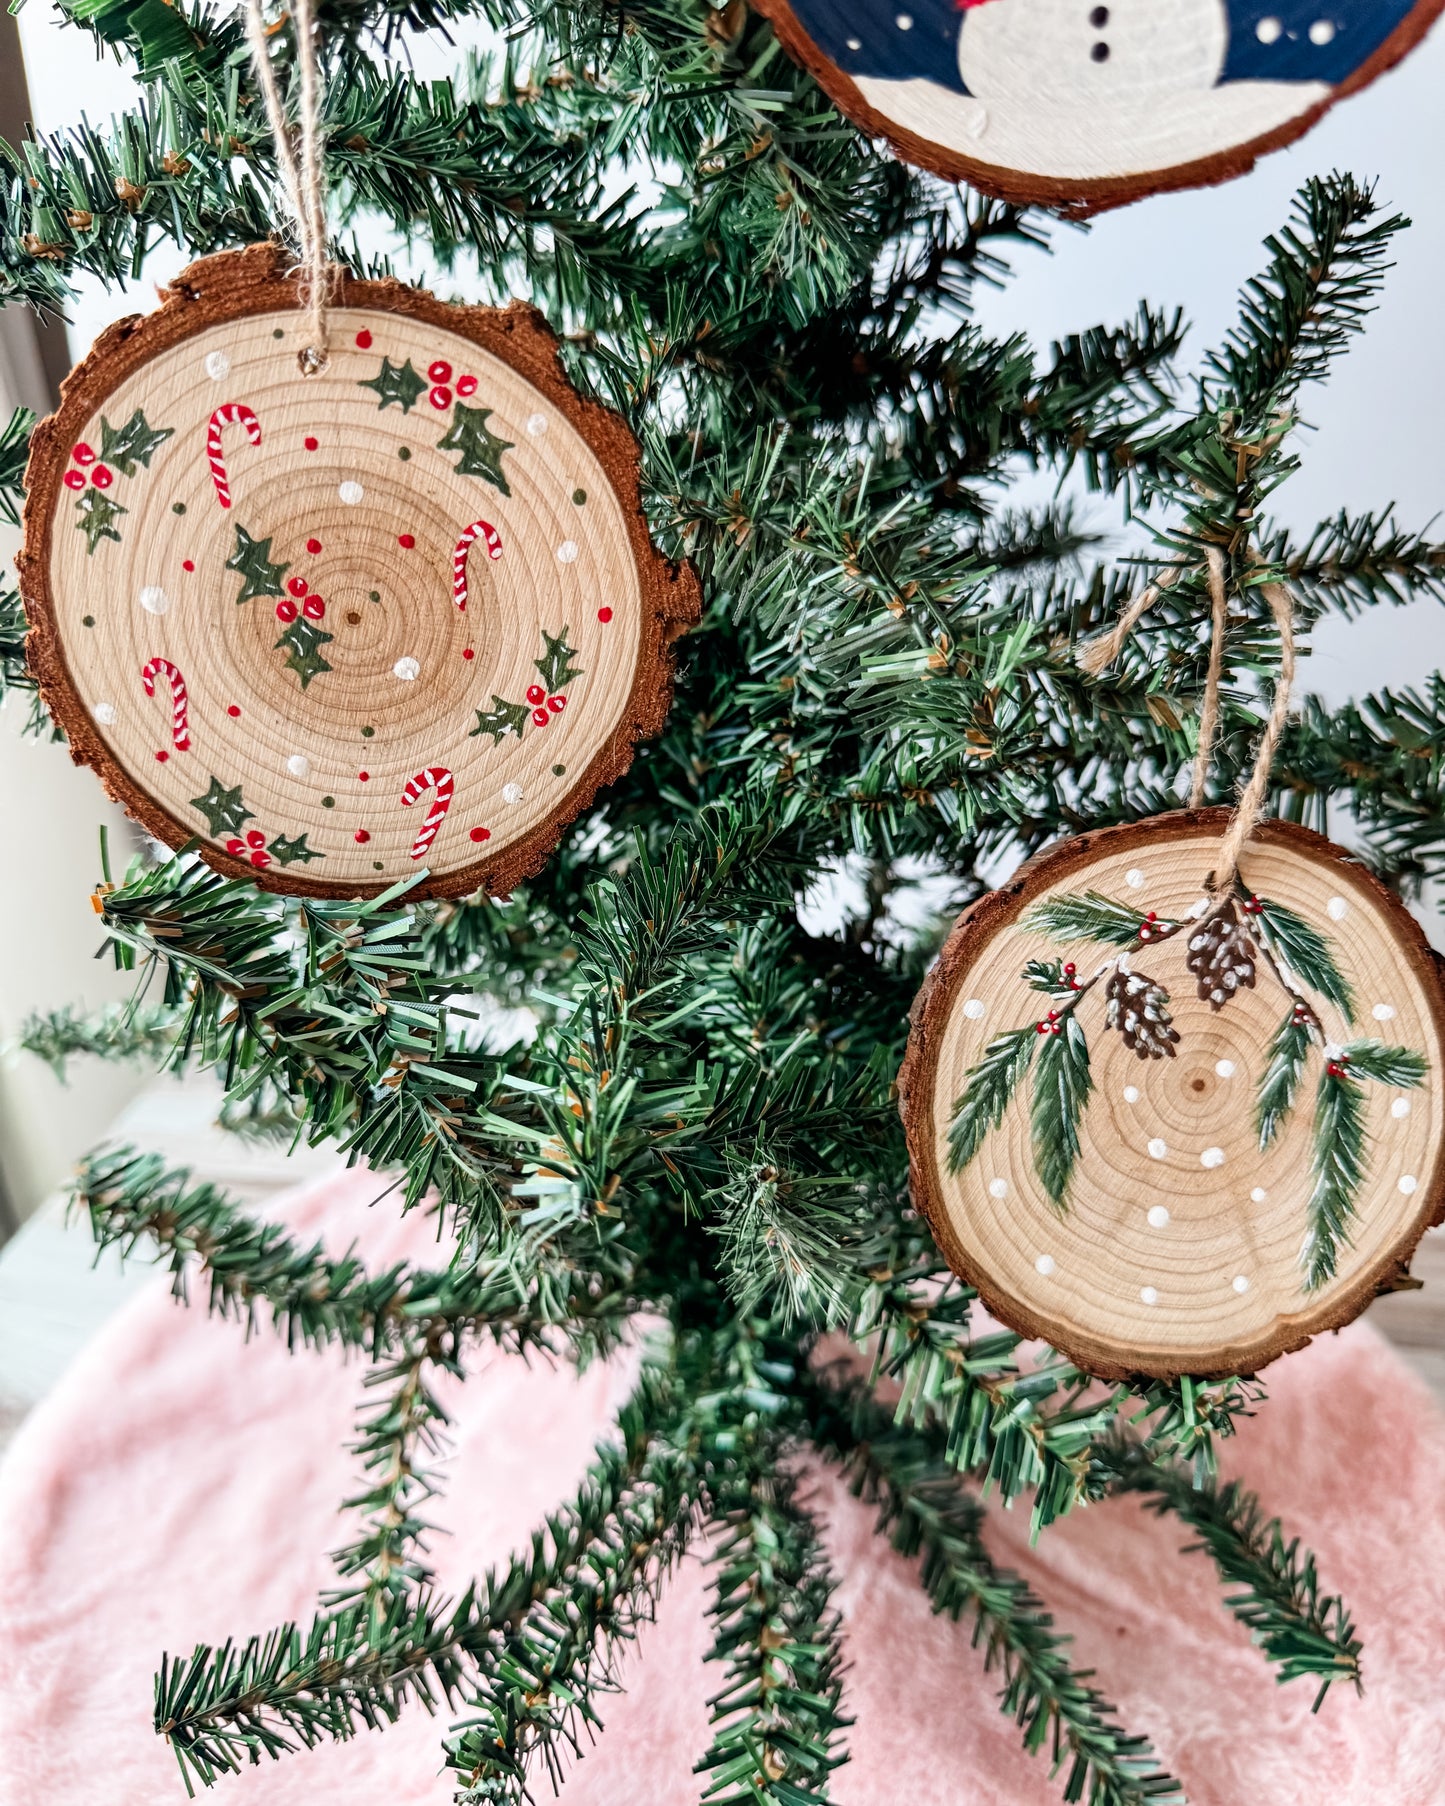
[2,1166,1444,1806]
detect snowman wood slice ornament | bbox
[756,0,1445,210]
[19,245,699,898]
[899,810,1445,1379]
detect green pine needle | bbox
[1031,1015,1093,1209]
[1255,1010,1313,1150]
[947,1025,1038,1175]
[1251,898,1356,1024]
[1024,891,1152,947]
[1302,1067,1368,1291]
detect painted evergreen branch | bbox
[1249,897,1356,1023]
[1031,1014,1093,1208]
[1255,1008,1314,1149]
[946,1025,1037,1174]
[1024,891,1162,947]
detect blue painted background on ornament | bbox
[786,0,1418,95]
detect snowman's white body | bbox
[853,0,1328,181]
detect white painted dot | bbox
[92,701,116,725]
[1326,896,1349,921]
[138,584,170,615]
[1123,1085,1140,1103]
[846,34,861,47]
[338,480,365,506]
[986,1178,1009,1200]
[286,754,311,779]
[1215,1059,1236,1079]
[1140,1285,1159,1306]
[1392,1097,1412,1119]
[556,540,579,564]
[1147,1205,1170,1229]
[895,11,913,26]
[1125,868,1146,889]
[501,782,524,805]
[1308,17,1335,42]
[1233,1274,1251,1295]
[526,413,548,436]
[393,656,420,681]
[1035,1254,1056,1277]
[1256,14,1282,40]
[963,998,986,1021]
[204,349,230,380]
[1250,1187,1268,1203]
[1147,1138,1168,1160]
[1399,1174,1419,1195]
[1201,1146,1225,1169]
[1372,1003,1397,1022]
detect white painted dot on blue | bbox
[1399,1174,1419,1195]
[1232,1274,1250,1295]
[988,1177,1008,1199]
[1256,14,1282,40]
[963,998,986,1021]
[846,34,862,47]
[1147,1205,1170,1229]
[1201,1146,1225,1169]
[1250,1186,1268,1203]
[1308,17,1335,42]
[1140,1285,1159,1306]
[1392,1097,1412,1119]
[1035,1253,1056,1277]
[1148,1137,1168,1160]
[895,11,913,26]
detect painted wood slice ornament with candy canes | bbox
[754,0,1445,211]
[899,809,1445,1380]
[19,245,699,898]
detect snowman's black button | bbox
[1090,6,1108,24]
[1090,39,1110,59]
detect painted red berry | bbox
[358,770,369,782]
[1145,910,1158,921]
[276,599,298,622]
[250,850,271,870]
[1052,1021,1064,1034]
[227,705,241,718]
[456,374,477,396]
[1063,962,1076,976]
[72,442,95,465]
[64,469,86,490]
[355,330,372,349]
[462,648,475,660]
[225,838,245,856]
[354,829,371,844]
[182,559,195,573]
[398,533,415,549]
[245,829,266,848]
[526,684,546,705]
[428,359,452,384]
[469,826,491,843]
[91,464,113,488]
[287,575,308,597]
[303,595,326,620]
[306,538,322,554]
[429,385,452,410]
[304,435,319,452]
[532,708,550,727]
[1035,1021,1049,1035]
[598,606,613,624]
[547,694,566,713]
[155,749,169,762]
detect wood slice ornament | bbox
[754,0,1445,211]
[900,810,1445,1379]
[19,245,699,898]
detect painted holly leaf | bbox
[1186,898,1257,1011]
[1025,891,1157,947]
[1103,967,1179,1061]
[535,626,582,694]
[1302,1063,1366,1291]
[470,695,530,744]
[74,486,127,553]
[1256,1010,1312,1150]
[190,776,253,838]
[360,356,428,413]
[276,617,334,688]
[227,524,290,603]
[270,831,325,865]
[438,402,513,492]
[1031,1013,1092,1209]
[947,1024,1037,1175]
[98,407,173,476]
[1251,897,1356,1024]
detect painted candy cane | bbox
[141,656,191,751]
[401,766,454,860]
[451,519,503,611]
[206,403,262,509]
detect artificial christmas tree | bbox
[2,1,1444,1801]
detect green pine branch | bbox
[19,1000,181,1077]
[1250,898,1355,1023]
[1255,1010,1314,1150]
[947,1024,1038,1175]
[1031,1015,1093,1209]
[1024,892,1156,947]
[1302,1065,1367,1291]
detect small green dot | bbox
[82,614,95,627]
[572,488,587,506]
[373,861,383,871]
[368,591,380,603]
[273,328,284,340]
[361,725,375,738]
[321,795,335,808]
[172,501,186,515]
[552,763,566,777]
[398,446,411,461]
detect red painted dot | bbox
[547,693,566,713]
[72,442,95,465]
[429,386,452,410]
[287,575,308,597]
[428,359,452,384]
[358,770,370,782]
[531,708,550,728]
[246,829,266,849]
[355,330,373,350]
[598,606,613,624]
[304,435,319,452]
[276,599,298,622]
[462,647,475,660]
[456,374,477,397]
[306,537,322,554]
[526,684,545,705]
[469,826,491,843]
[155,749,169,762]
[302,595,326,620]
[91,464,113,488]
[225,838,246,856]
[250,851,272,870]
[354,829,371,844]
[398,533,415,549]
[182,559,195,573]
[64,469,85,490]
[227,704,241,718]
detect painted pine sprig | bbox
[947,1026,1039,1174]
[1256,1007,1314,1149]
[1024,892,1171,947]
[1249,897,1356,1024]
[1031,1015,1093,1208]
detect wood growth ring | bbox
[19,245,699,899]
[900,811,1445,1379]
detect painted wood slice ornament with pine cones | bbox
[900,810,1445,1379]
[19,245,699,899]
